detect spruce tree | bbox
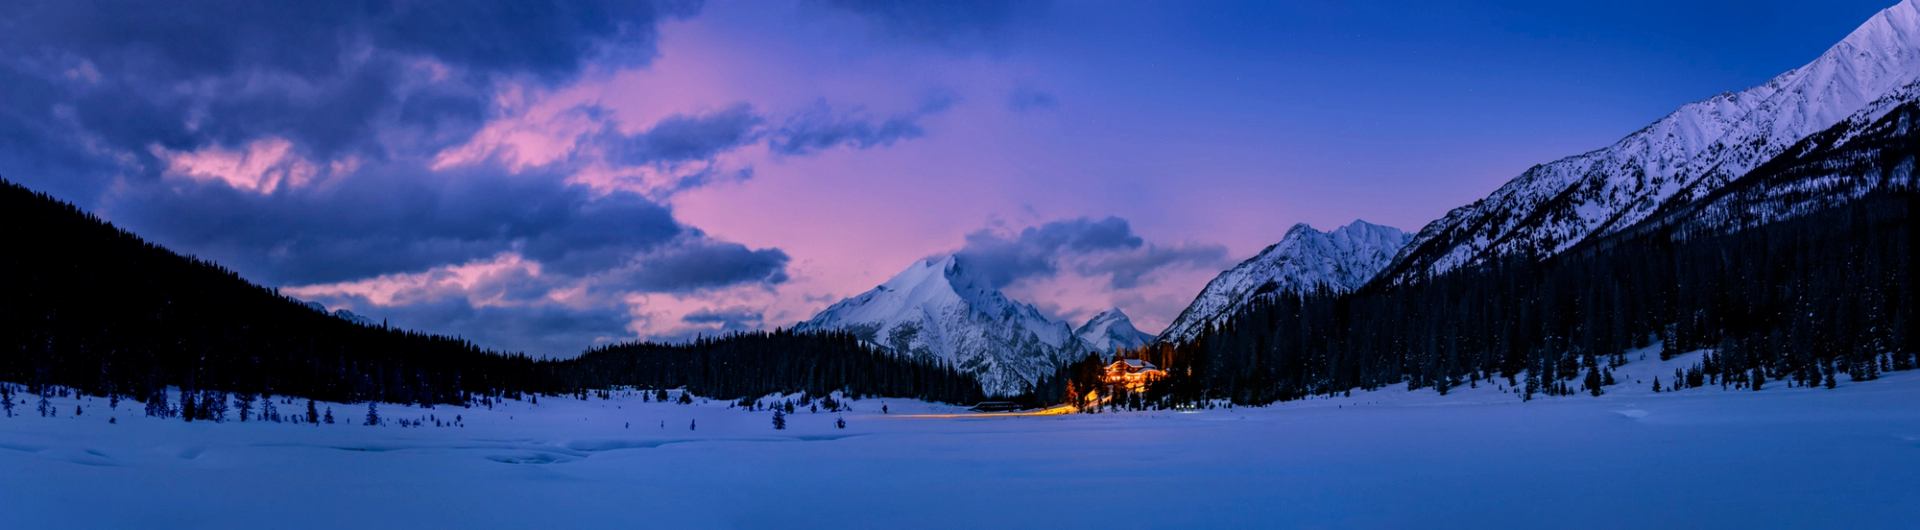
[236,393,254,422]
[306,399,319,424]
[364,402,380,426]
[772,409,786,430]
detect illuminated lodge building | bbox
[1102,358,1167,392]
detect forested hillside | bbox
[0,179,984,407]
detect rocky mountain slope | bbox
[796,255,1088,396]
[1159,220,1409,344]
[1075,309,1154,356]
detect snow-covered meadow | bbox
[3,351,1917,529]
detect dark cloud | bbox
[815,0,1047,51]
[769,96,956,156]
[105,160,684,285]
[0,0,700,203]
[601,103,766,165]
[1007,87,1059,112]
[594,235,790,294]
[339,298,635,359]
[957,216,1226,289]
[1077,243,1226,289]
[682,308,765,329]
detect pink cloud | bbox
[284,253,547,309]
[152,137,328,194]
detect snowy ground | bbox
[3,350,1918,529]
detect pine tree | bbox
[236,393,254,422]
[772,409,786,430]
[324,407,335,424]
[203,391,227,423]
[306,399,319,425]
[1651,377,1662,393]
[180,388,196,422]
[364,402,380,426]
[835,416,846,429]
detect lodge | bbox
[1103,358,1167,392]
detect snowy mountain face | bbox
[1377,0,1920,285]
[1641,82,1920,238]
[1159,220,1410,344]
[1074,309,1154,356]
[796,255,1088,396]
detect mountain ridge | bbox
[1159,220,1409,344]
[795,254,1088,396]
[1376,0,1920,286]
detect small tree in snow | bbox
[771,409,786,430]
[306,399,319,425]
[364,402,380,426]
[835,416,846,429]
[324,407,335,424]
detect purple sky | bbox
[0,0,1897,356]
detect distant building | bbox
[1103,358,1166,392]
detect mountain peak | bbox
[1159,220,1411,344]
[799,254,1085,396]
[1076,308,1153,356]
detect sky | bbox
[0,0,1899,357]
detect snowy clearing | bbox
[3,351,1917,529]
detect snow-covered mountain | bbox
[300,300,378,326]
[1159,220,1410,344]
[795,255,1088,396]
[1644,81,1920,238]
[1074,309,1154,356]
[1376,0,1920,285]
